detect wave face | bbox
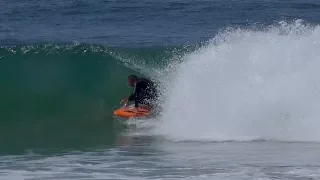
[156,21,320,142]
[0,44,177,154]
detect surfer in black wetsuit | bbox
[120,75,158,108]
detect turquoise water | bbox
[0,44,173,154]
[1,0,320,179]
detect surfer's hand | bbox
[120,99,127,105]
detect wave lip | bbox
[156,20,320,143]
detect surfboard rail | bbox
[113,104,151,118]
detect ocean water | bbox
[1,0,320,179]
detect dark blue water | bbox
[2,0,320,46]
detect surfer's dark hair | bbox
[128,75,138,80]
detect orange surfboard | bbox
[114,104,151,118]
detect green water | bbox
[0,44,181,155]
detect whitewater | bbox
[150,21,320,143]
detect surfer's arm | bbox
[127,83,139,103]
[133,83,143,107]
[128,94,134,101]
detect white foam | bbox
[155,20,320,142]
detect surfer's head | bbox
[128,75,138,87]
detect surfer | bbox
[120,75,158,109]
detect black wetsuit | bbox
[128,78,158,107]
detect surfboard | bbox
[113,104,152,118]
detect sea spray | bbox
[155,21,320,142]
